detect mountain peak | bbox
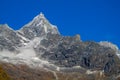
[0,24,14,31]
[33,12,46,21]
[23,12,56,29]
[39,12,45,18]
[19,12,60,39]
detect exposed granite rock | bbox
[0,24,24,51]
[0,13,120,78]
[39,34,120,75]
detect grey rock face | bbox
[0,24,24,51]
[19,13,59,40]
[40,35,119,70]
[0,13,120,76]
[34,32,120,75]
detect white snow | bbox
[0,12,60,71]
[39,12,45,18]
[99,41,120,58]
[34,12,45,20]
[3,24,14,31]
[72,66,82,68]
[99,41,119,51]
[56,67,60,71]
[0,34,60,70]
[16,48,36,59]
[0,48,58,69]
[20,12,59,35]
[25,37,43,48]
[36,20,43,26]
[16,32,30,46]
[86,70,97,74]
[51,24,57,28]
[116,50,120,58]
[17,32,29,41]
[20,13,45,28]
[44,25,48,33]
[32,57,40,61]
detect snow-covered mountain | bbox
[0,12,120,77]
[18,12,59,40]
[0,24,25,51]
[0,13,61,71]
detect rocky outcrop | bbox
[1,62,120,80]
[0,13,120,80]
[40,34,120,75]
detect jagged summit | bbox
[26,12,48,27]
[0,24,14,31]
[19,12,59,39]
[0,12,120,79]
[34,12,45,20]
[22,12,55,28]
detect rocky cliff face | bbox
[0,24,23,51]
[0,13,120,80]
[19,13,59,40]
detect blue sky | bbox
[0,0,120,48]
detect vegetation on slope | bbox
[0,62,120,80]
[0,65,12,80]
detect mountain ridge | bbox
[0,12,120,80]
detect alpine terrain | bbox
[0,13,120,80]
